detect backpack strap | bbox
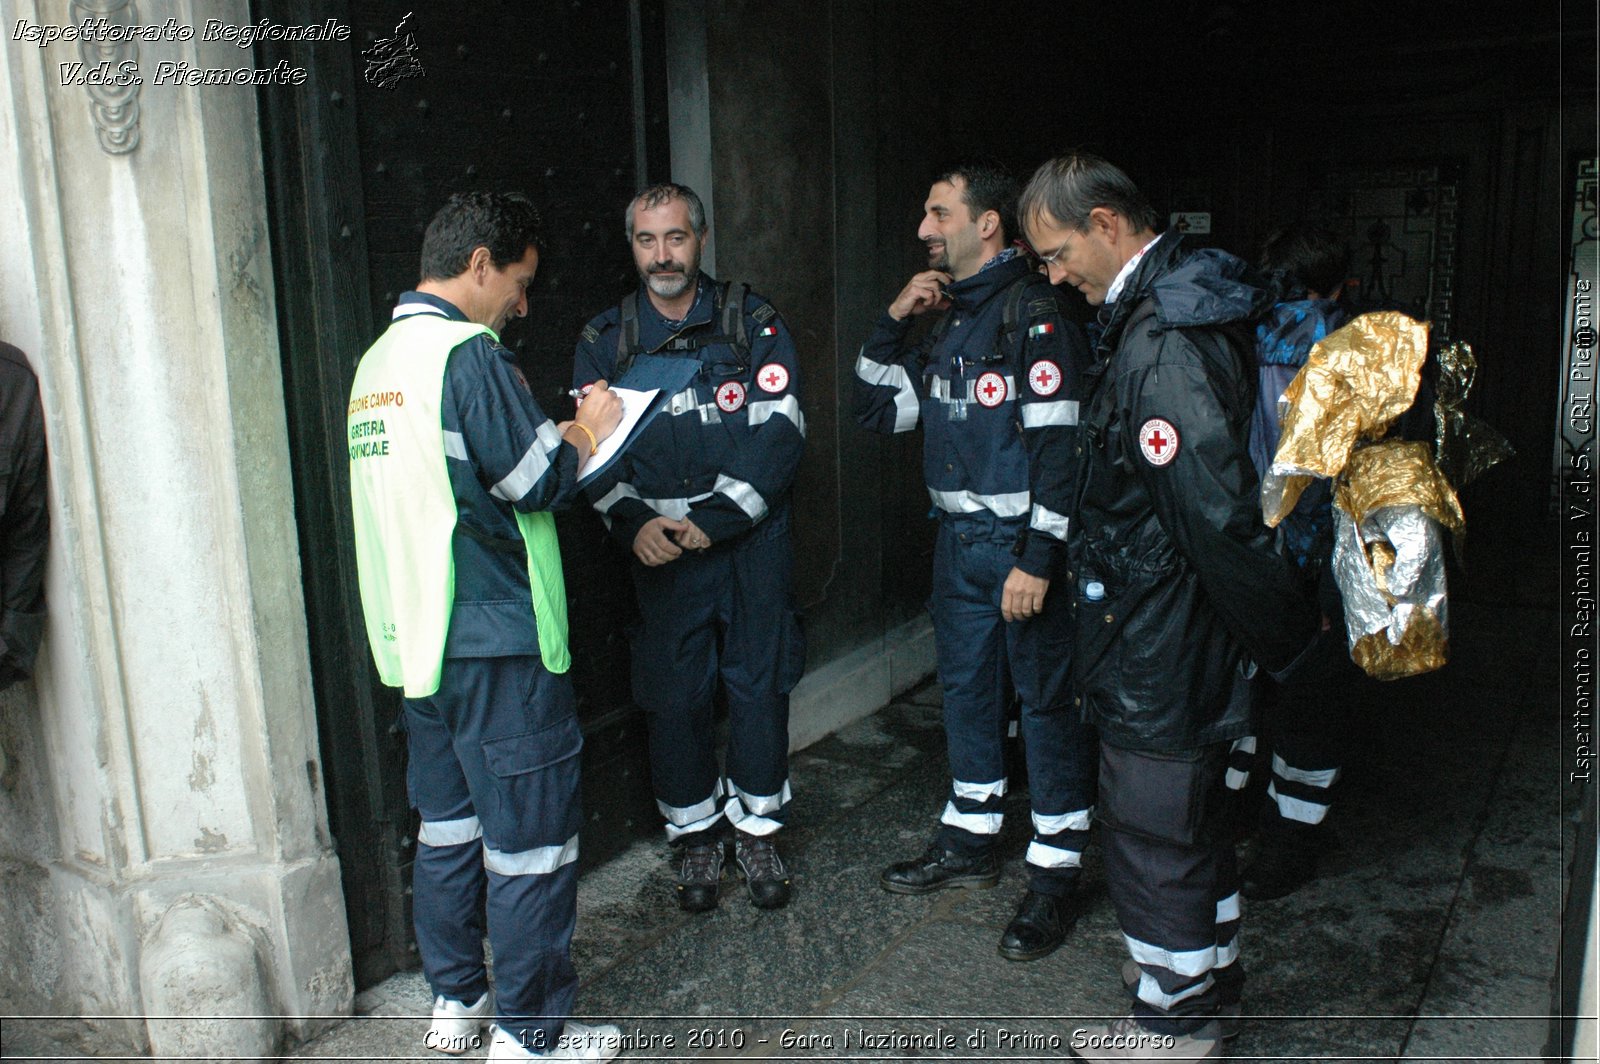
[614,291,642,379]
[614,281,771,377]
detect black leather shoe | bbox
[998,889,1074,961]
[1240,845,1317,901]
[675,841,724,913]
[734,831,792,910]
[880,845,999,894]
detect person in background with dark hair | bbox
[0,342,46,693]
[1021,153,1320,1061]
[573,183,806,914]
[856,165,1097,962]
[348,192,625,1062]
[1227,223,1355,901]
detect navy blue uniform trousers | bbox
[629,512,803,845]
[405,656,583,1051]
[930,515,1097,895]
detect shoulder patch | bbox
[752,302,777,324]
[581,324,599,344]
[1138,418,1180,466]
[1027,297,1058,318]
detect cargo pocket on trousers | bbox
[481,714,583,857]
[1098,744,1226,848]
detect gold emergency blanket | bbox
[1261,311,1430,524]
[1260,311,1460,680]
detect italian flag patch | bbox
[758,325,778,337]
[1028,322,1055,338]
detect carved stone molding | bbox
[71,0,141,154]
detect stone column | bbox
[0,0,351,1051]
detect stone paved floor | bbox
[1,599,1581,1062]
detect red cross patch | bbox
[1029,360,1062,397]
[716,380,747,413]
[1138,418,1179,466]
[756,362,790,394]
[975,371,1008,408]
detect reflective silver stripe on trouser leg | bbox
[1268,753,1340,824]
[657,782,726,841]
[1225,736,1257,791]
[941,777,1006,835]
[1125,933,1218,1011]
[482,833,580,876]
[1025,807,1093,868]
[1214,891,1241,970]
[418,815,484,848]
[723,779,792,837]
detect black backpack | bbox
[604,281,776,381]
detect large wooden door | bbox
[257,0,669,986]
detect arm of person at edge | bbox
[1120,339,1320,675]
[680,297,805,550]
[1003,290,1089,623]
[852,271,951,435]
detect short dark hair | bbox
[419,192,543,281]
[933,164,1019,243]
[1019,152,1161,236]
[1259,223,1351,298]
[625,183,707,240]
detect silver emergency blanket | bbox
[1262,313,1463,680]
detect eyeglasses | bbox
[1036,241,1071,268]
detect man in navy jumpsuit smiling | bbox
[574,183,805,913]
[349,193,625,1061]
[855,166,1098,962]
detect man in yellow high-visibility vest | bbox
[349,192,624,1062]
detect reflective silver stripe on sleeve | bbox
[443,431,469,461]
[855,351,919,433]
[593,481,641,515]
[1021,398,1080,428]
[1029,503,1070,540]
[927,488,1031,519]
[536,419,565,453]
[713,475,766,522]
[482,833,579,876]
[490,418,565,501]
[746,395,806,435]
[639,491,713,521]
[417,815,482,847]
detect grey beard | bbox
[646,269,694,299]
